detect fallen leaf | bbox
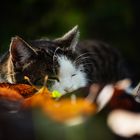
[0,83,37,98]
[0,87,23,101]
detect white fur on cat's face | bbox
[51,56,87,95]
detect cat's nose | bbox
[64,86,73,93]
[64,88,70,93]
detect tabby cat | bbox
[0,26,128,94]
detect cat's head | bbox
[8,36,56,85]
[8,26,88,94]
[50,26,88,94]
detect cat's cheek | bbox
[75,72,87,88]
[73,82,86,90]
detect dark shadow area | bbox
[0,0,139,82]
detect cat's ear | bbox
[54,25,80,51]
[9,36,37,64]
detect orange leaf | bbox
[23,86,96,123]
[43,98,96,123]
[23,87,52,107]
[0,83,37,98]
[0,87,23,101]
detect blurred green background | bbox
[0,0,140,81]
[0,1,140,139]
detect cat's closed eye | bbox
[71,74,76,77]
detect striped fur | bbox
[0,26,129,94]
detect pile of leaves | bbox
[0,79,140,140]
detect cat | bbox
[0,26,129,94]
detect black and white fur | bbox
[0,26,128,94]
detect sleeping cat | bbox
[0,26,129,94]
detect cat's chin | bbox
[50,87,68,95]
[50,83,87,95]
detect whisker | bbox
[76,56,91,61]
[74,52,95,62]
[82,63,93,66]
[74,52,97,65]
[74,52,90,62]
[74,56,91,64]
[75,60,93,66]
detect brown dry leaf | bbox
[0,87,23,101]
[0,83,37,98]
[0,81,96,124]
[23,87,52,107]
